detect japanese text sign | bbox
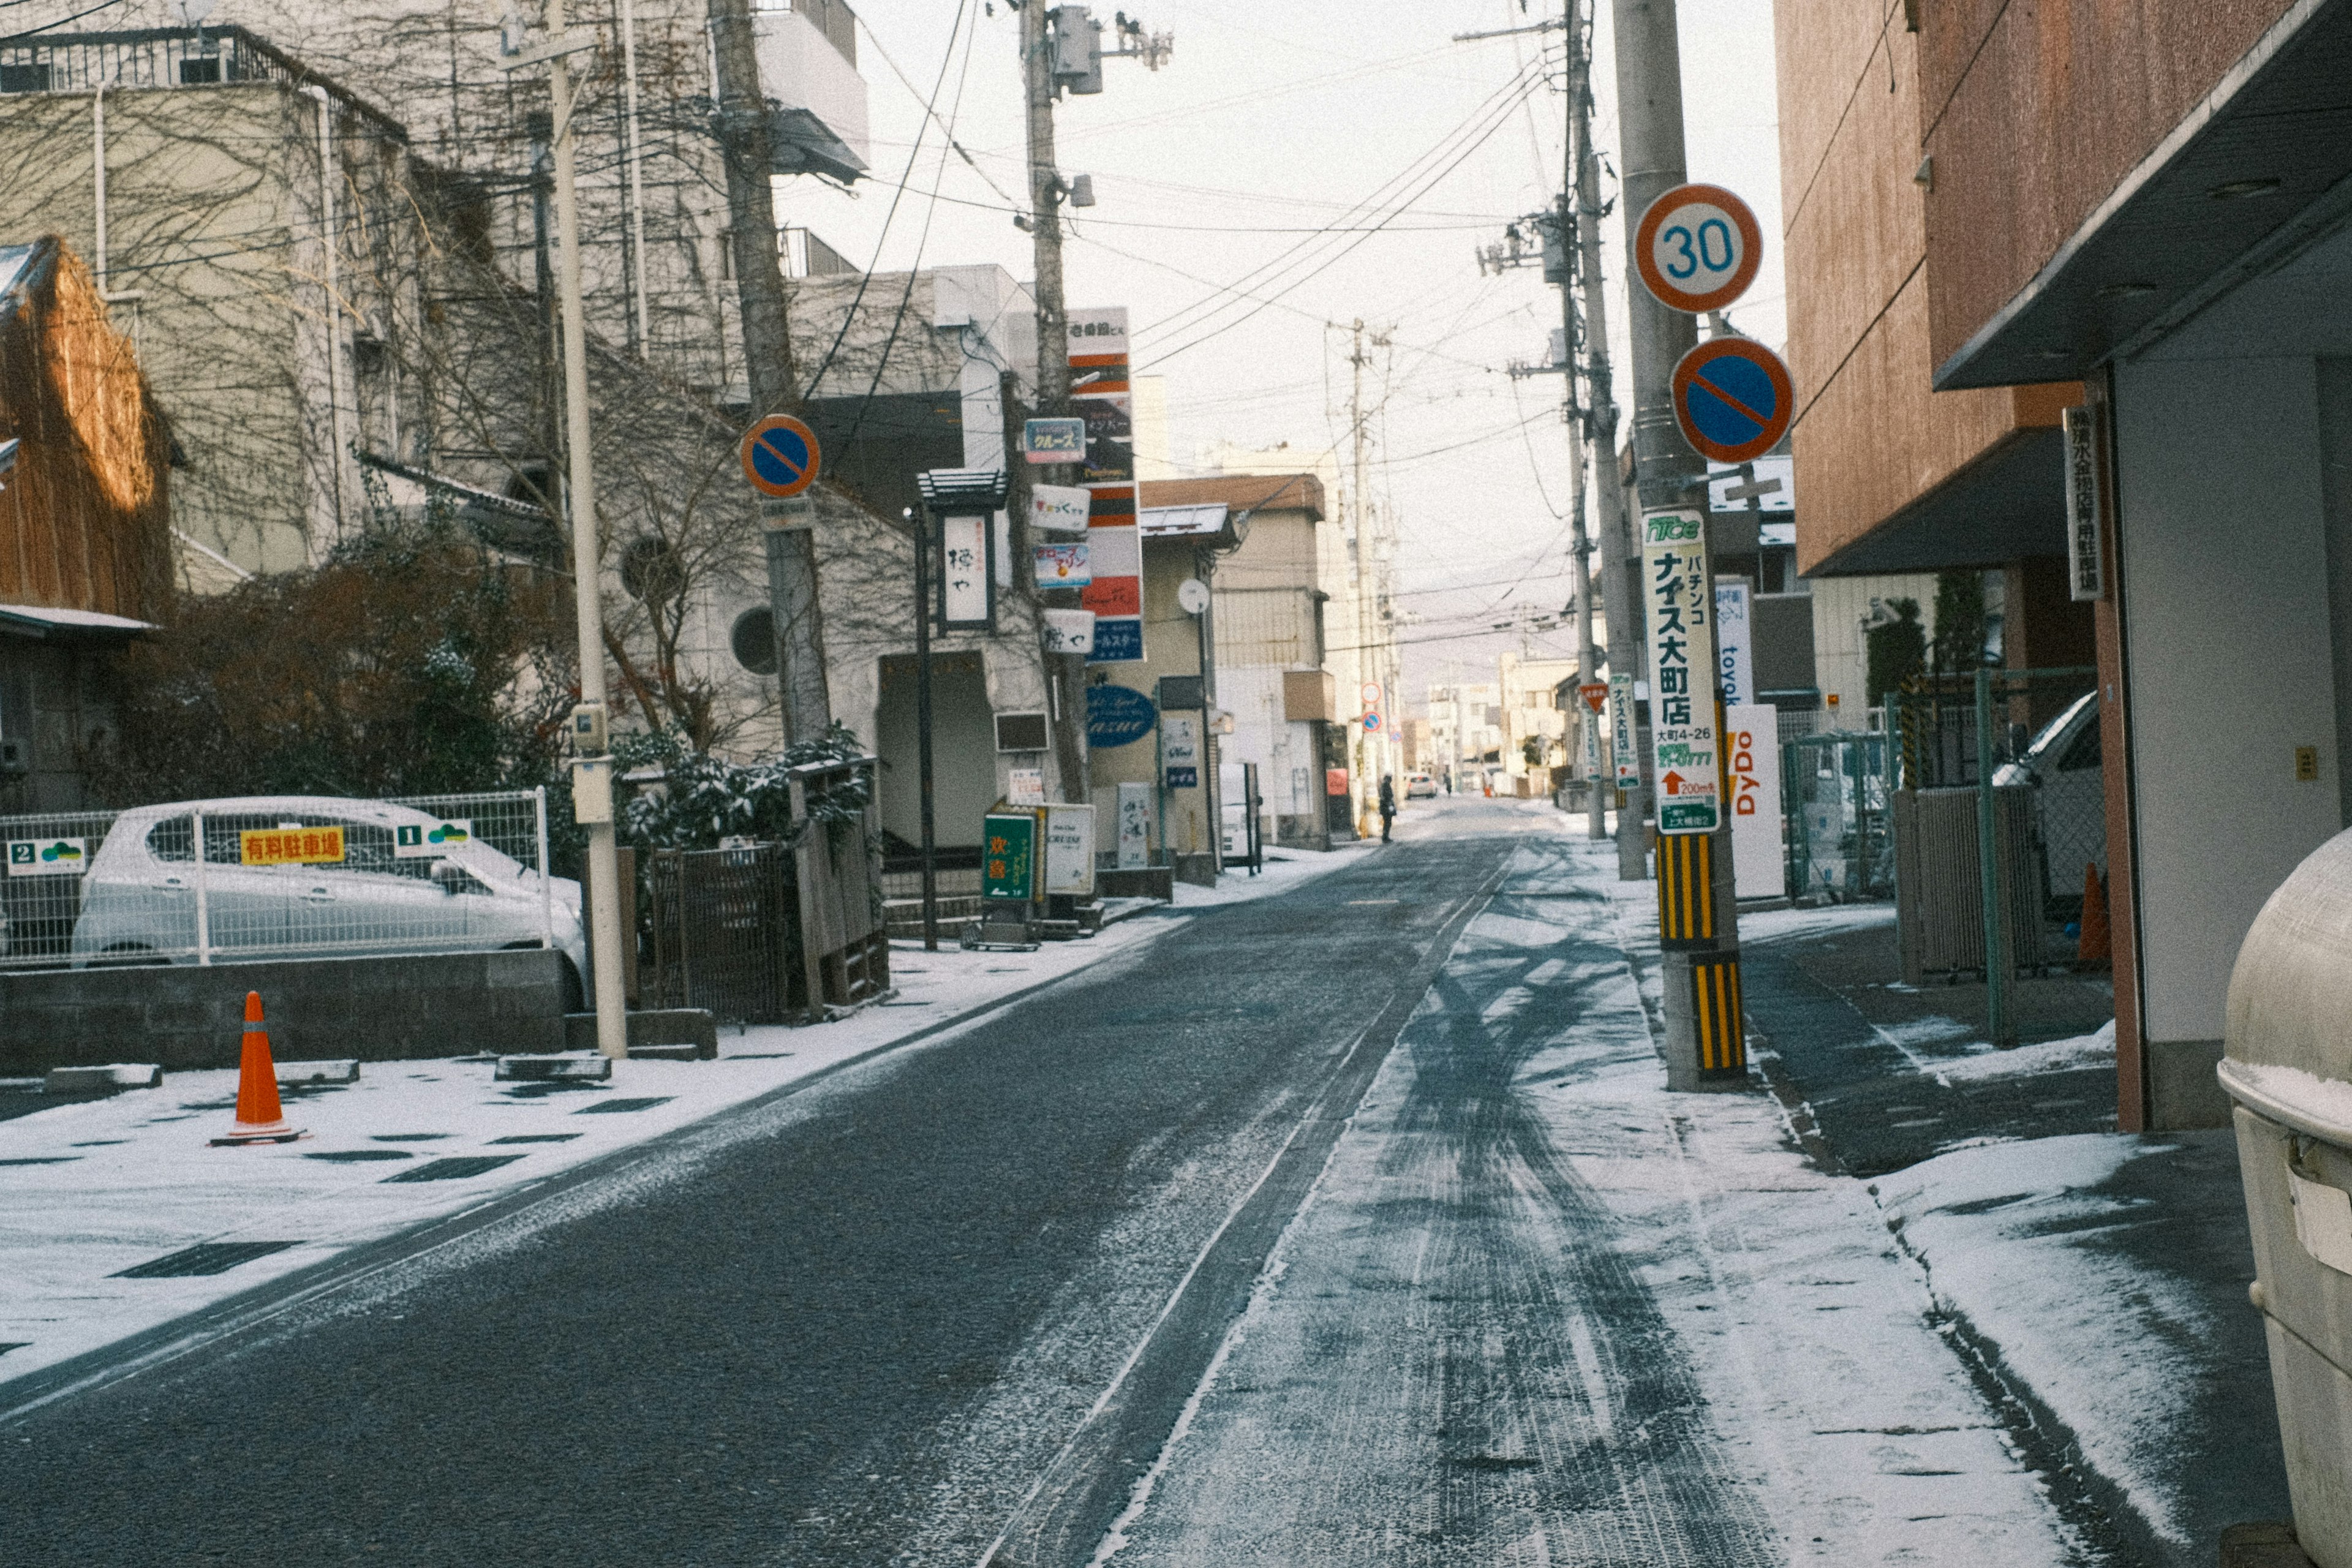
[1610,674,1641,791]
[1642,509,1721,835]
[939,513,992,629]
[981,812,1038,902]
[241,826,347,867]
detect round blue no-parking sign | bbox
[1670,339,1793,466]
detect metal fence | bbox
[645,844,797,1025]
[1891,666,2105,919]
[0,790,557,971]
[1888,666,2107,1045]
[1782,730,1895,899]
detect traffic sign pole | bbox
[739,415,832,745]
[1613,0,1746,1092]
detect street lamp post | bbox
[505,3,627,1058]
[916,469,1011,952]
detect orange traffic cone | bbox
[2077,862,2112,965]
[209,992,305,1146]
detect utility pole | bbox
[1019,0,1087,806]
[508,1,627,1058]
[1570,0,1647,879]
[1346,319,1376,839]
[1018,6,1170,807]
[1611,0,1744,1087]
[707,0,832,744]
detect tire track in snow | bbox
[1097,840,1780,1565]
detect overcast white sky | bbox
[788,0,1785,710]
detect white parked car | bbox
[1404,772,1438,799]
[71,796,589,1002]
[1993,690,2107,910]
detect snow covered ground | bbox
[1099,833,2086,1565]
[0,854,1355,1395]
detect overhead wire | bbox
[1128,49,1552,360]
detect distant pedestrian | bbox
[1378,775,1396,842]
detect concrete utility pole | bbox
[1570,0,1647,880]
[1611,0,1743,1087]
[541,0,627,1057]
[1554,26,1601,843]
[707,0,832,744]
[1347,318,1376,837]
[1020,0,1090,805]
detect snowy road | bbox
[1095,829,2081,1566]
[2,800,2090,1564]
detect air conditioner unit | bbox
[0,737,28,775]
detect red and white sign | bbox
[1072,306,1144,664]
[1634,183,1762,315]
[1727,702,1784,898]
[1578,682,1608,714]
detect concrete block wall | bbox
[0,949,569,1073]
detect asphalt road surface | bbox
[2,799,1779,1566]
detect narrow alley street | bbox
[4,799,2103,1566]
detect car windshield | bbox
[2022,692,2098,764]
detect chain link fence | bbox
[1781,729,1895,900]
[1888,666,2106,1044]
[1892,667,2106,929]
[0,790,565,971]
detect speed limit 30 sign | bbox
[1634,183,1762,315]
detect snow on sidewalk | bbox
[1101,834,2082,1566]
[0,887,1244,1391]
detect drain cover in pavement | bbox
[305,1149,413,1163]
[382,1155,525,1183]
[0,1156,77,1166]
[490,1133,580,1144]
[115,1240,301,1278]
[574,1097,674,1115]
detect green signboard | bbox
[982,812,1038,902]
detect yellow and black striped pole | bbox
[1640,507,1747,1089]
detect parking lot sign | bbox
[393,820,473,859]
[6,837,86,876]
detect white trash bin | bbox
[2223,829,2352,1567]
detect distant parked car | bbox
[70,796,588,1000]
[1404,772,1438,799]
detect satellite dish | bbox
[176,0,216,25]
[1177,578,1209,616]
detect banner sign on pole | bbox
[1034,541,1091,589]
[938,513,993,630]
[1022,417,1087,464]
[1715,580,1754,706]
[1642,508,1721,835]
[1610,673,1641,792]
[1041,608,1096,655]
[1030,483,1092,533]
[1071,306,1145,665]
[1726,703,1784,898]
